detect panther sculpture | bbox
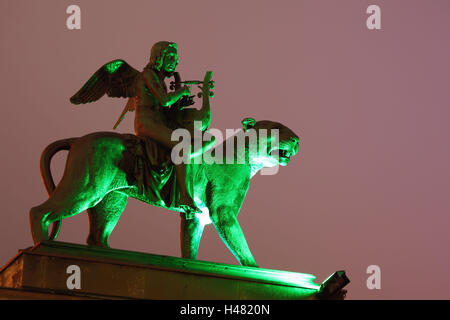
[30,119,299,267]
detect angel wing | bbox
[70,59,140,105]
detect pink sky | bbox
[1,0,449,299]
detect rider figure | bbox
[134,41,203,217]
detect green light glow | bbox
[38,241,321,291]
[194,196,212,225]
[105,60,124,74]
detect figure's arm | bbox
[143,69,190,107]
[176,71,214,131]
[209,205,258,267]
[177,97,211,131]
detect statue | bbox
[29,42,301,267]
[70,41,215,217]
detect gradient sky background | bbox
[1,0,449,299]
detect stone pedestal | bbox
[0,241,348,300]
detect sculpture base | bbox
[0,241,348,300]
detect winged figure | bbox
[68,41,215,217]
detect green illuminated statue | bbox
[70,41,214,216]
[29,42,300,267]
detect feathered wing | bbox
[70,59,140,104]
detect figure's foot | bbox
[180,204,202,220]
[29,210,49,244]
[87,234,110,248]
[178,192,202,219]
[179,194,202,219]
[242,260,259,268]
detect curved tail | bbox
[40,137,78,240]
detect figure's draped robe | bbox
[118,107,194,213]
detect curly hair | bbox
[148,41,178,71]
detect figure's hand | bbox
[181,85,191,96]
[178,95,195,110]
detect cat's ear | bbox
[241,118,256,132]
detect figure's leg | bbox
[136,118,219,216]
[136,119,203,215]
[135,117,181,149]
[180,215,205,259]
[30,202,53,243]
[29,182,107,244]
[86,191,128,248]
[210,206,258,267]
[175,162,202,216]
[30,163,117,244]
[135,118,216,158]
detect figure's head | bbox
[242,118,300,167]
[149,41,179,73]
